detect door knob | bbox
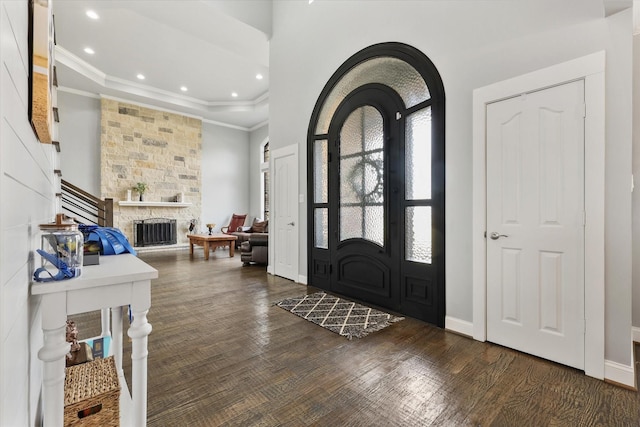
[489,232,508,240]
[288,222,295,226]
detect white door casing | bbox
[486,81,585,369]
[472,51,605,380]
[271,144,299,281]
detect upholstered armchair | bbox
[221,213,247,234]
[240,233,268,265]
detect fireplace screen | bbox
[134,219,177,247]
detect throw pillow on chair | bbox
[250,219,268,233]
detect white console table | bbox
[31,254,158,427]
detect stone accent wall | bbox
[101,99,201,246]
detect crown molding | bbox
[249,120,269,132]
[106,74,211,107]
[58,88,255,132]
[57,86,101,99]
[99,94,205,121]
[201,118,250,132]
[55,46,106,86]
[103,94,254,131]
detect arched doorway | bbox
[307,42,445,326]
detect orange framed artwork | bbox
[28,0,54,143]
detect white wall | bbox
[1,1,57,425]
[200,122,251,232]
[57,91,101,195]
[604,9,634,365]
[270,0,634,365]
[249,124,268,220]
[633,32,640,334]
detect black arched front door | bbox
[328,85,403,311]
[308,43,445,327]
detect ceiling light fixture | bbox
[231,92,238,98]
[83,47,95,55]
[180,86,188,92]
[86,10,99,20]
[256,74,263,80]
[137,74,145,80]
[309,0,314,4]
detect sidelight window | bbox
[261,141,270,220]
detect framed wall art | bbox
[28,0,54,143]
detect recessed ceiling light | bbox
[180,86,188,92]
[83,47,95,55]
[231,92,238,98]
[136,74,145,80]
[256,74,263,80]
[86,10,99,20]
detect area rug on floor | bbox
[275,292,404,339]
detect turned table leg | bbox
[39,293,71,427]
[128,306,152,427]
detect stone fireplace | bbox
[100,98,202,246]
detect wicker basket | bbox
[64,356,120,427]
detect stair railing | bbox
[60,179,113,227]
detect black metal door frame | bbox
[307,42,445,327]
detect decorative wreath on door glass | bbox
[348,157,384,203]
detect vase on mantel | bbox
[134,183,148,203]
[139,194,144,202]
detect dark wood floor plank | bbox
[68,250,640,426]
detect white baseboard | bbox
[445,316,473,338]
[443,321,637,388]
[604,359,636,389]
[267,265,274,275]
[298,275,308,285]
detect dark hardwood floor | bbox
[70,249,640,426]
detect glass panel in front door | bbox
[406,106,432,200]
[314,208,328,249]
[313,139,329,203]
[405,106,433,264]
[339,106,385,246]
[405,206,432,264]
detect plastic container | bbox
[38,213,83,280]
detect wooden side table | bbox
[31,254,158,427]
[187,234,238,259]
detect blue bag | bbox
[79,225,137,256]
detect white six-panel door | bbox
[272,146,298,281]
[486,80,585,369]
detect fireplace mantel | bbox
[118,201,192,207]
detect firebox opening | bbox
[134,218,177,247]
